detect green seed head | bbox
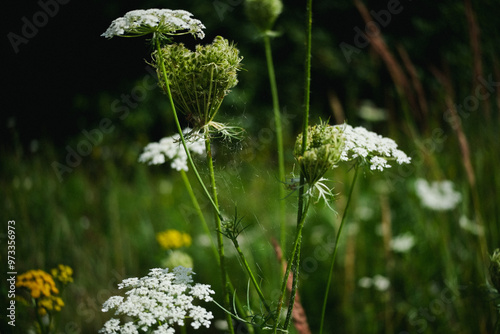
[245,0,283,33]
[154,36,242,128]
[294,123,345,185]
[490,249,500,291]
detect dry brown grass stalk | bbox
[397,45,429,121]
[352,0,419,119]
[464,0,491,119]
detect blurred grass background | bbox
[2,0,500,333]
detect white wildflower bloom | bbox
[102,296,124,312]
[102,319,121,333]
[358,275,390,291]
[337,124,411,170]
[358,277,373,288]
[99,266,214,333]
[139,128,205,171]
[373,275,390,291]
[459,215,484,236]
[390,232,416,253]
[415,178,462,211]
[101,9,205,39]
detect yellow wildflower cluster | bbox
[16,270,59,299]
[16,265,73,316]
[156,229,192,249]
[51,264,74,285]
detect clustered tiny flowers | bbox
[293,122,411,207]
[138,128,205,171]
[414,178,462,211]
[99,266,214,334]
[339,124,411,171]
[101,9,205,40]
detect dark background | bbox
[3,0,499,153]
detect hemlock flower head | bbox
[139,128,205,171]
[414,178,462,211]
[153,36,243,132]
[101,9,205,40]
[99,267,215,333]
[338,124,411,171]
[358,275,390,291]
[459,215,484,236]
[390,232,415,253]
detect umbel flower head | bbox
[414,178,461,211]
[153,36,243,132]
[99,267,214,333]
[339,124,411,170]
[293,122,410,207]
[139,128,205,171]
[101,8,205,40]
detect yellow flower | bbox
[51,264,74,285]
[16,270,59,299]
[37,295,65,315]
[156,229,192,249]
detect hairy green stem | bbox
[319,165,359,334]
[263,35,287,254]
[272,196,310,332]
[232,236,272,314]
[272,1,314,331]
[301,0,313,148]
[154,37,221,219]
[179,170,218,259]
[204,130,235,334]
[283,210,304,329]
[180,171,253,334]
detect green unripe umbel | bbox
[154,36,242,129]
[490,249,500,291]
[294,123,345,185]
[245,0,283,33]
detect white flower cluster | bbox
[415,178,462,211]
[99,267,215,334]
[390,232,416,253]
[337,124,411,171]
[358,275,391,291]
[139,129,205,171]
[101,9,205,39]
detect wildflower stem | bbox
[204,129,235,334]
[154,37,221,219]
[273,197,311,332]
[319,165,359,334]
[231,236,272,314]
[271,1,314,331]
[301,0,313,150]
[263,35,287,255]
[179,170,218,260]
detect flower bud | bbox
[245,0,283,33]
